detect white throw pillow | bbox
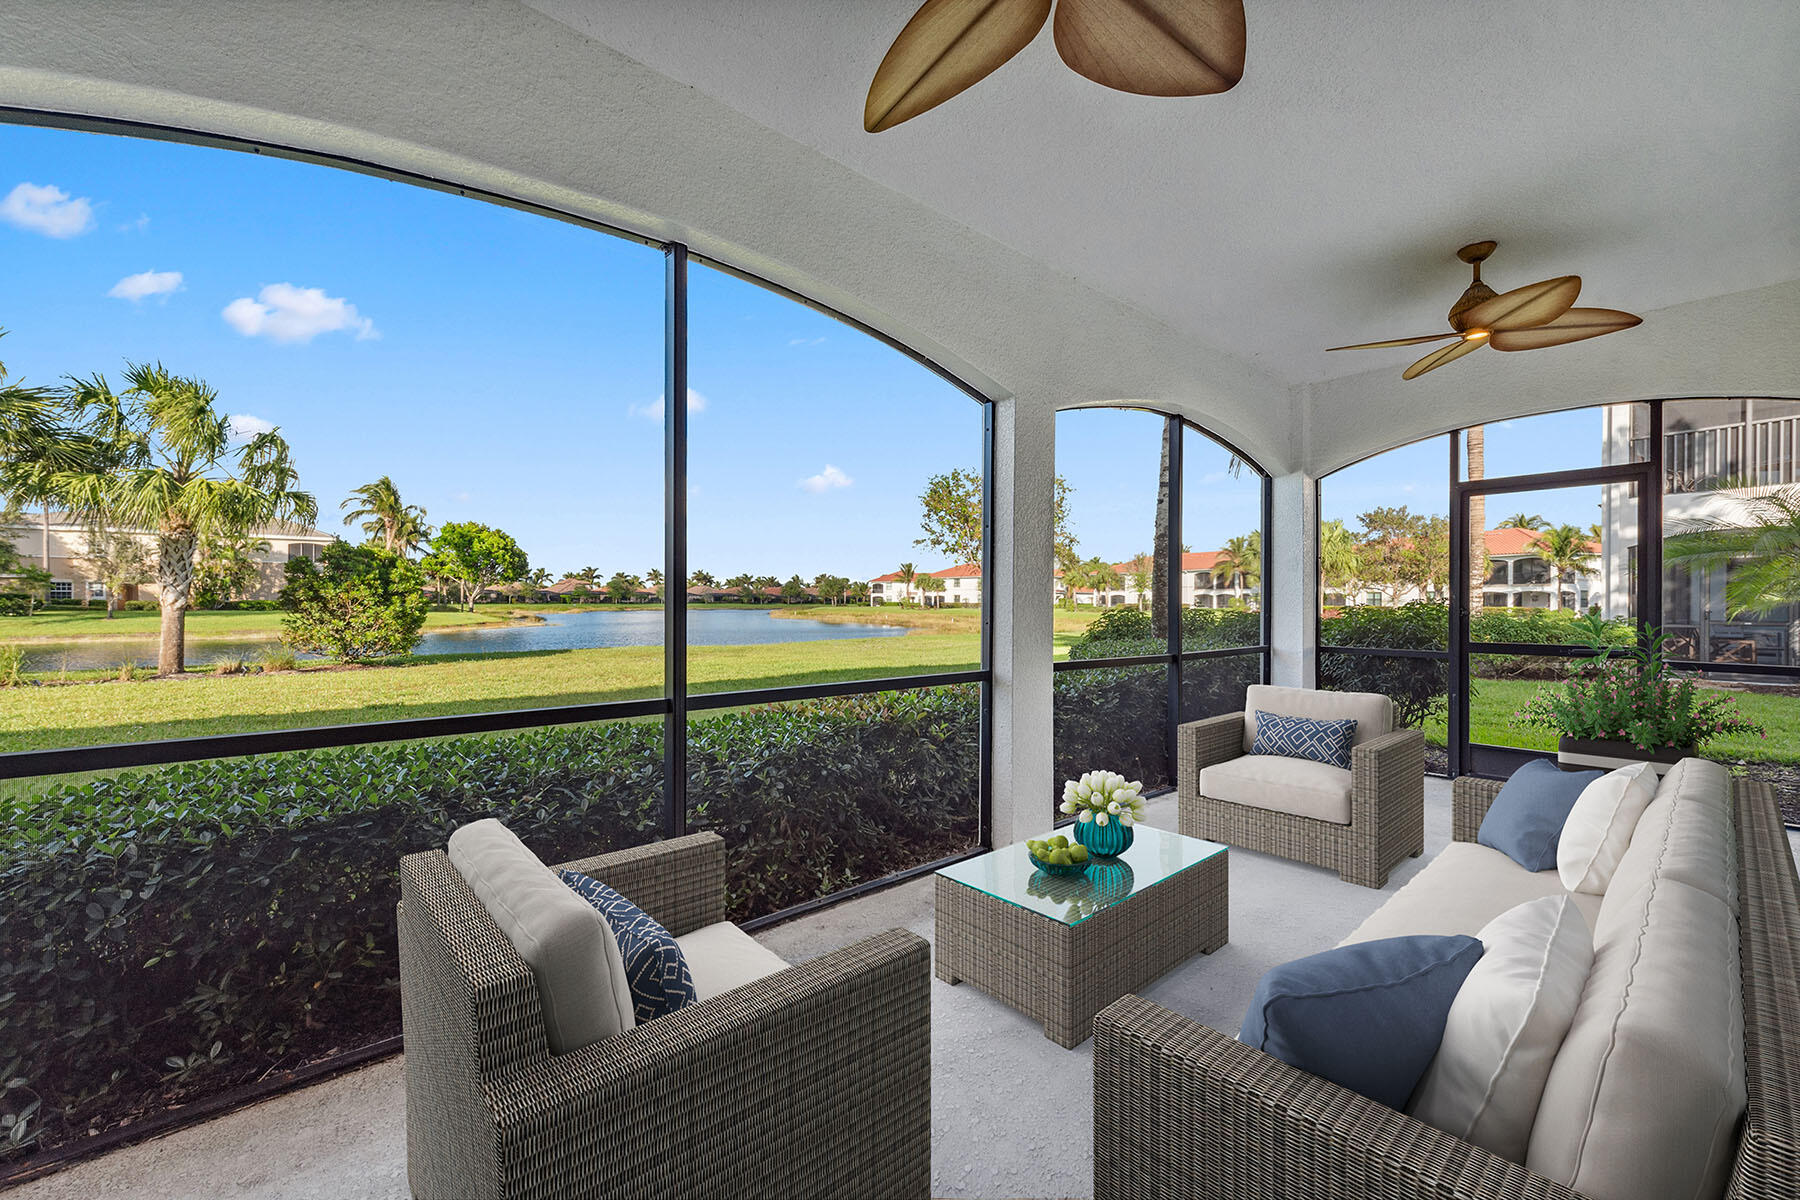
[1408,895,1594,1164]
[1557,762,1657,894]
[447,818,634,1052]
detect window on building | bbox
[48,581,73,600]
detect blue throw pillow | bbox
[1240,934,1485,1110]
[1478,759,1604,872]
[1251,710,1358,769]
[558,869,697,1024]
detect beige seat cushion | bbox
[1242,684,1393,754]
[1340,842,1602,946]
[447,819,634,1053]
[1197,754,1354,825]
[1526,878,1745,1200]
[676,921,791,1002]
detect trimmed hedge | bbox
[1068,606,1261,660]
[0,685,978,1158]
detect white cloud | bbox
[1,182,94,237]
[787,336,826,347]
[108,269,184,302]
[118,214,150,233]
[222,283,377,343]
[226,414,275,441]
[799,464,853,494]
[631,387,708,420]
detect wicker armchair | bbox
[1092,778,1799,1200]
[1177,686,1424,888]
[398,831,931,1200]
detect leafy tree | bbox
[1354,506,1444,606]
[0,503,53,612]
[279,541,427,662]
[781,573,807,602]
[47,364,315,674]
[1319,519,1360,595]
[421,521,528,611]
[1123,550,1154,609]
[341,476,430,557]
[605,571,643,603]
[192,531,270,608]
[1532,523,1598,611]
[916,467,1075,566]
[1498,512,1548,530]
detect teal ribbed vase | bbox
[1075,818,1133,858]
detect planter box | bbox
[1557,736,1694,776]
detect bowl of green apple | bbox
[1027,835,1090,876]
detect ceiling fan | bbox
[864,0,1246,133]
[1328,241,1642,380]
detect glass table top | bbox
[936,825,1227,926]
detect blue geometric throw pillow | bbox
[1251,710,1358,769]
[557,870,697,1023]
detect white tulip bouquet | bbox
[1060,770,1146,827]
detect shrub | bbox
[1054,667,1172,790]
[0,686,979,1157]
[257,647,298,673]
[122,599,160,612]
[280,543,427,662]
[0,643,23,687]
[1068,606,1262,660]
[1514,633,1764,751]
[0,593,31,617]
[1319,602,1448,728]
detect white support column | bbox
[989,395,1056,847]
[1268,471,1318,688]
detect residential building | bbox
[3,509,336,603]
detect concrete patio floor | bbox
[15,781,1800,1200]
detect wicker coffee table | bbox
[934,825,1228,1048]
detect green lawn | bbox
[1423,676,1800,765]
[0,631,984,755]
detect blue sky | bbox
[5,121,1284,581]
[1322,408,1619,535]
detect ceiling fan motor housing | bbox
[1448,281,1498,331]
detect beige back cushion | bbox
[1241,684,1393,755]
[1526,876,1745,1200]
[447,818,634,1053]
[1556,761,1658,895]
[1599,758,1737,928]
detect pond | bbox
[17,607,907,672]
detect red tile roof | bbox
[1483,528,1601,556]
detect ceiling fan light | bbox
[1464,330,1490,341]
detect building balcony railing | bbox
[1649,414,1800,494]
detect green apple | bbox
[1068,844,1089,863]
[1051,835,1070,850]
[1050,848,1073,865]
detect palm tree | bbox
[689,569,717,588]
[1666,486,1800,621]
[1532,524,1597,611]
[1319,519,1360,596]
[646,567,663,595]
[1498,513,1548,530]
[1065,556,1120,605]
[1213,532,1262,596]
[918,573,947,606]
[897,561,916,604]
[527,567,552,590]
[576,566,601,588]
[342,476,429,556]
[51,363,315,674]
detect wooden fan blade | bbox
[865,0,1051,132]
[1402,336,1488,380]
[1053,0,1245,96]
[1327,331,1462,352]
[1489,308,1643,351]
[1460,275,1582,332]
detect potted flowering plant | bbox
[1513,631,1764,773]
[1060,770,1146,856]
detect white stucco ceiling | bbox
[529,1,1800,387]
[1,1,1796,476]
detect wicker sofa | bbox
[397,831,931,1200]
[1178,684,1425,888]
[1093,764,1798,1200]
